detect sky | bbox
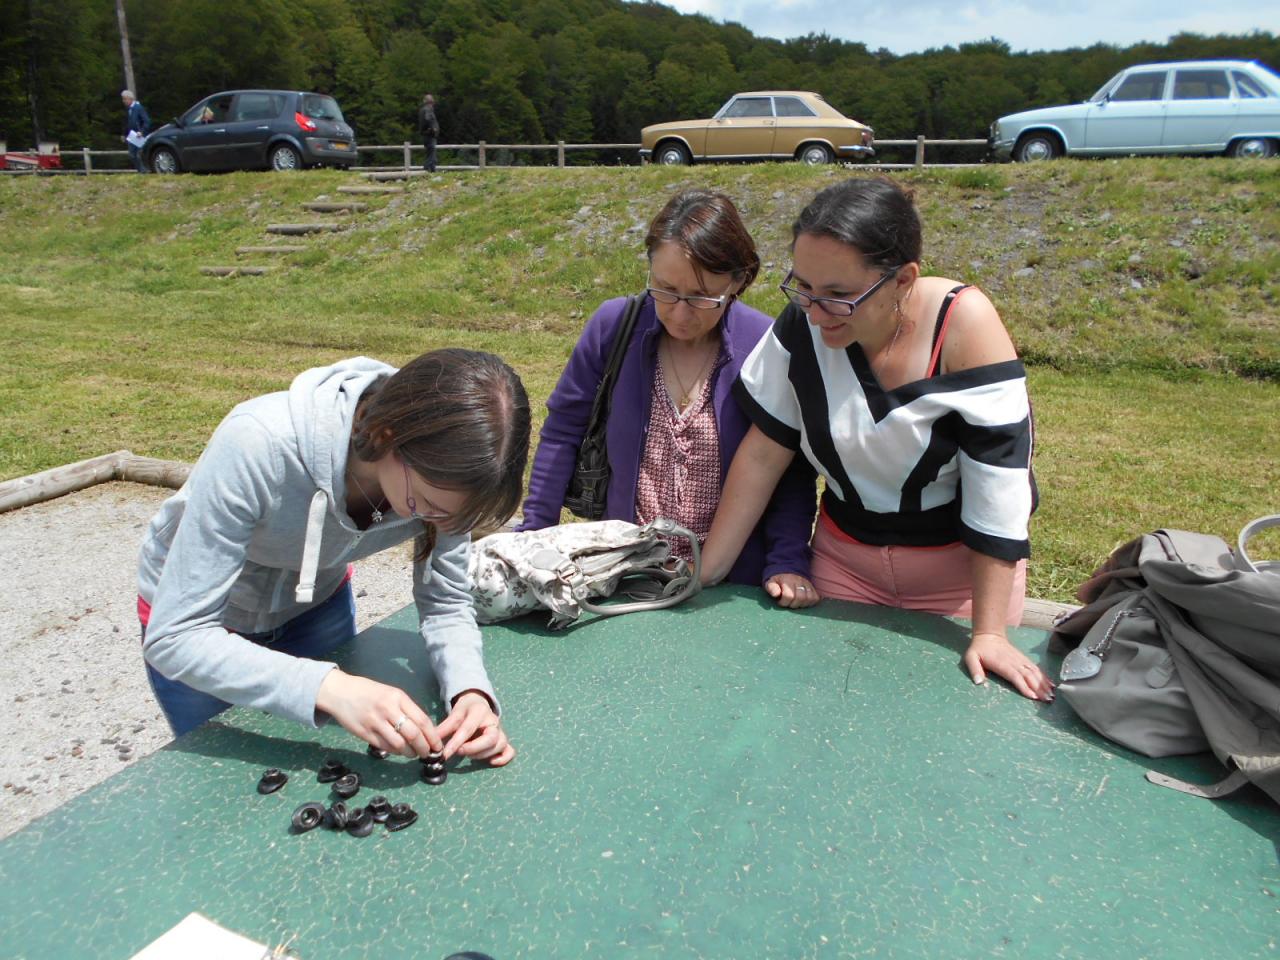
[638,0,1280,56]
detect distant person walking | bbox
[418,93,439,173]
[121,90,151,173]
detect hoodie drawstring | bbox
[295,491,328,603]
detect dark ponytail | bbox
[792,177,922,270]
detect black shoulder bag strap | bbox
[563,294,645,520]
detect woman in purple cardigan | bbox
[517,189,818,607]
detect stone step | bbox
[235,245,307,255]
[301,201,368,213]
[200,266,273,277]
[265,223,343,235]
[337,185,404,195]
[359,170,432,182]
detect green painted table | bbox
[1,587,1277,959]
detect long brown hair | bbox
[352,348,531,556]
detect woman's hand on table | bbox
[765,573,821,609]
[963,632,1055,702]
[438,690,515,766]
[316,668,443,757]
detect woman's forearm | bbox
[969,550,1017,638]
[703,426,796,584]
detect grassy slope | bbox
[1,160,1277,600]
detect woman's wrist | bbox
[315,667,347,714]
[451,688,497,713]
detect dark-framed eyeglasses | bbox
[645,272,735,311]
[779,267,899,317]
[403,459,453,524]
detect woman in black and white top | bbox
[701,177,1053,702]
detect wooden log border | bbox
[0,450,191,514]
[0,450,1078,630]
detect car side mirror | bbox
[172,117,185,128]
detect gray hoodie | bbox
[138,357,496,727]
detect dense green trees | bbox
[1,0,1276,153]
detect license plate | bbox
[333,141,350,150]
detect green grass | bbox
[1,159,1276,601]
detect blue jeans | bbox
[144,580,357,737]
[128,143,148,173]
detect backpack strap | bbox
[925,284,972,377]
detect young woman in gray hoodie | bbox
[137,349,530,766]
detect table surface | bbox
[1,586,1276,960]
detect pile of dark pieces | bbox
[255,743,450,838]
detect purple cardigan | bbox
[517,295,816,585]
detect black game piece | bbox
[345,806,374,838]
[317,759,349,783]
[385,802,418,832]
[420,750,447,786]
[367,744,390,760]
[366,796,392,823]
[290,802,326,833]
[323,801,349,830]
[332,772,361,799]
[256,768,288,794]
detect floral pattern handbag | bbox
[467,518,701,627]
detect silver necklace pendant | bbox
[370,507,383,524]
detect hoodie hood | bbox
[287,356,396,496]
[286,357,396,602]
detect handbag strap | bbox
[580,294,645,446]
[577,518,702,618]
[1237,515,1280,573]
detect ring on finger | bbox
[393,714,411,734]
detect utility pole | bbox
[115,0,136,94]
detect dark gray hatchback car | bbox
[145,90,357,173]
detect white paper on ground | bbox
[128,912,274,960]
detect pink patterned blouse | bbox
[634,353,725,560]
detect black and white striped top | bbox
[733,291,1036,562]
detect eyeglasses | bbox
[779,267,899,317]
[645,272,735,311]
[403,459,454,524]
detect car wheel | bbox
[1014,133,1061,162]
[1229,137,1276,159]
[150,147,179,174]
[798,143,833,165]
[270,144,302,171]
[655,142,690,165]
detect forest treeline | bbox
[2,0,1277,152]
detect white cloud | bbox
[631,0,1280,55]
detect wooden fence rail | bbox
[1,136,992,175]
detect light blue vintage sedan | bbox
[990,59,1280,161]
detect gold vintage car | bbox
[640,91,874,165]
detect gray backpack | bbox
[1051,516,1280,802]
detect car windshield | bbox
[1089,71,1124,102]
[302,95,344,122]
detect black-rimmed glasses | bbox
[403,459,453,524]
[780,267,899,317]
[645,272,735,311]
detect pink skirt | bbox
[810,509,1026,626]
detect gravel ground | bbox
[0,481,416,840]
